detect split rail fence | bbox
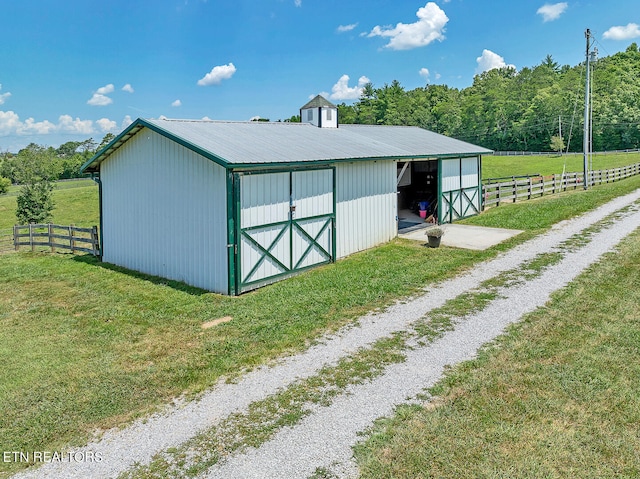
[483,163,640,209]
[7,224,100,256]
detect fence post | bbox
[527,177,532,200]
[512,178,517,203]
[497,183,501,206]
[69,225,75,253]
[49,224,55,253]
[13,225,18,251]
[29,223,34,252]
[91,226,99,257]
[482,186,486,211]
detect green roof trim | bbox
[80,118,232,173]
[224,153,488,171]
[300,95,337,110]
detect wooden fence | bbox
[11,224,100,256]
[483,163,640,208]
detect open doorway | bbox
[397,160,438,231]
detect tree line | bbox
[333,43,640,153]
[2,43,640,220]
[0,134,114,223]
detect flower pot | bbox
[427,235,441,248]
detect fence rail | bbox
[483,163,640,208]
[11,223,100,256]
[491,149,640,156]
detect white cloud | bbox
[96,118,117,132]
[122,84,134,93]
[171,99,182,107]
[475,49,516,75]
[294,0,301,6]
[197,63,237,86]
[121,115,133,129]
[96,84,115,95]
[537,3,568,22]
[367,2,448,50]
[87,83,115,106]
[327,74,370,101]
[0,110,21,135]
[337,23,358,33]
[419,68,430,80]
[58,115,94,134]
[0,111,102,137]
[19,117,57,135]
[0,84,11,105]
[603,23,640,40]
[87,94,112,106]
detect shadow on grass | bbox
[71,254,213,297]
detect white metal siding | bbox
[336,161,397,259]
[461,157,479,188]
[292,169,332,218]
[322,107,338,128]
[101,128,228,293]
[441,158,461,192]
[240,173,290,228]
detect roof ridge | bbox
[149,118,310,126]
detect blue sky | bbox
[1,0,639,152]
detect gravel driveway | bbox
[13,188,640,479]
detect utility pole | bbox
[559,115,562,140]
[583,29,597,189]
[559,115,562,154]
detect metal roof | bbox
[300,95,337,110]
[81,118,492,172]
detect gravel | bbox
[12,189,640,479]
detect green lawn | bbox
[482,151,640,179]
[355,224,640,479]
[0,180,98,230]
[0,170,639,477]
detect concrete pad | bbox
[399,224,523,250]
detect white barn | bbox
[81,96,491,295]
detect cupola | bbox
[300,95,338,128]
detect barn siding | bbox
[335,161,397,259]
[440,158,461,192]
[461,157,479,188]
[101,128,228,293]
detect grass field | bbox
[0,179,98,230]
[482,151,640,179]
[0,160,639,477]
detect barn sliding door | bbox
[439,157,481,223]
[236,168,335,293]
